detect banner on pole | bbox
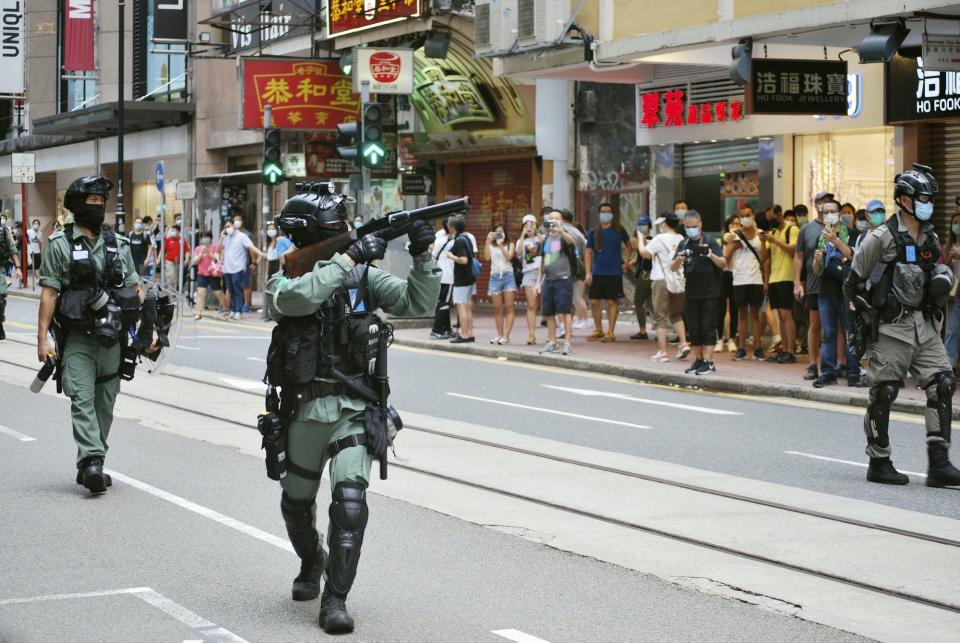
[64,0,96,71]
[0,0,25,93]
[154,0,189,42]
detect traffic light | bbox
[361,102,386,168]
[262,128,285,185]
[336,120,361,167]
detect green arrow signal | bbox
[362,142,386,166]
[263,163,284,184]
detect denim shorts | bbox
[487,271,517,296]
[521,270,539,289]
[452,284,476,305]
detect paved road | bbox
[7,293,959,519]
[0,379,861,642]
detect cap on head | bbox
[637,215,652,225]
[64,176,113,215]
[894,163,938,215]
[275,182,356,248]
[866,199,885,213]
[522,214,537,225]
[814,191,834,204]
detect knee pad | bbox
[329,481,368,533]
[872,381,900,407]
[326,482,368,596]
[936,371,956,400]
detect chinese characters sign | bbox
[354,48,414,94]
[242,59,360,130]
[415,65,495,126]
[327,0,421,38]
[638,89,744,129]
[886,54,960,123]
[750,59,848,115]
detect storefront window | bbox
[794,128,895,210]
[66,72,98,111]
[135,0,188,101]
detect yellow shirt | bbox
[767,224,798,284]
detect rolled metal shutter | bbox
[681,140,759,177]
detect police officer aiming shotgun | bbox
[845,164,960,488]
[36,177,169,495]
[261,182,466,634]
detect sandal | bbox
[527,335,536,345]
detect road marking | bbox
[6,320,35,330]
[446,393,651,429]
[246,356,266,363]
[175,345,201,351]
[784,451,927,478]
[0,424,36,442]
[195,317,272,333]
[0,587,249,642]
[492,629,552,643]
[185,335,271,340]
[105,470,294,553]
[219,376,266,390]
[543,385,742,416]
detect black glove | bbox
[407,220,434,257]
[345,233,387,264]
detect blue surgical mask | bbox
[637,225,650,235]
[952,224,960,236]
[685,227,700,238]
[841,214,853,227]
[914,201,934,221]
[869,211,886,227]
[599,212,613,224]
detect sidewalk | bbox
[392,309,958,418]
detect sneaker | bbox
[651,351,670,362]
[776,352,798,364]
[696,360,716,375]
[732,348,748,361]
[574,320,591,329]
[812,374,837,388]
[489,336,502,345]
[430,332,446,339]
[753,347,766,360]
[498,337,511,345]
[562,343,572,356]
[586,330,604,342]
[540,341,560,354]
[450,335,475,344]
[726,339,738,353]
[631,331,648,341]
[241,304,250,313]
[601,332,616,343]
[677,343,691,359]
[804,364,819,381]
[714,339,725,353]
[685,359,705,374]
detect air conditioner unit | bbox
[517,0,570,47]
[475,0,518,56]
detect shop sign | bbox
[354,48,414,95]
[0,0,24,94]
[749,59,848,115]
[813,72,863,120]
[242,58,360,130]
[415,65,495,125]
[154,0,189,42]
[306,133,355,178]
[885,54,960,123]
[175,181,196,200]
[283,152,307,177]
[227,0,316,54]
[327,0,421,38]
[922,34,960,72]
[400,170,434,196]
[638,89,744,129]
[64,0,95,71]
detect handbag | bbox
[462,238,482,279]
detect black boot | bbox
[76,467,111,487]
[866,457,909,485]
[80,457,108,494]
[319,587,354,634]
[926,445,960,488]
[0,295,6,340]
[281,494,324,601]
[319,481,368,633]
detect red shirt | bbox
[164,236,190,262]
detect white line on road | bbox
[175,345,201,351]
[0,587,249,642]
[105,470,294,552]
[543,385,742,416]
[219,377,266,391]
[446,393,651,429]
[492,629,552,643]
[784,451,927,478]
[0,424,36,442]
[188,335,271,340]
[245,356,266,363]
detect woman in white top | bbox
[484,222,517,344]
[431,218,458,339]
[637,215,688,362]
[724,207,767,360]
[26,219,42,285]
[515,214,543,345]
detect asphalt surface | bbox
[5,294,960,520]
[0,380,863,643]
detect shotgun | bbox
[283,197,471,278]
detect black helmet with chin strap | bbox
[64,176,113,215]
[275,182,356,248]
[894,163,938,216]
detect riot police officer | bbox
[264,184,439,634]
[37,177,159,494]
[845,164,960,487]
[0,218,21,340]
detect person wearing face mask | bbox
[794,193,833,381]
[840,203,857,234]
[758,205,798,363]
[725,205,767,361]
[943,205,960,369]
[670,210,726,374]
[221,218,267,321]
[25,219,42,286]
[629,215,654,340]
[637,214,688,362]
[128,217,151,278]
[163,224,190,291]
[845,164,960,488]
[192,230,227,319]
[810,200,857,388]
[264,222,288,277]
[585,203,631,342]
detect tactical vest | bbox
[0,227,11,265]
[265,265,387,400]
[870,215,942,321]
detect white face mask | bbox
[823,213,840,226]
[32,224,40,231]
[224,227,234,236]
[739,217,754,228]
[233,220,243,229]
[134,222,143,232]
[267,229,277,238]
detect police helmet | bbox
[64,176,113,215]
[275,182,356,248]
[894,163,939,215]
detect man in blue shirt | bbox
[585,203,631,342]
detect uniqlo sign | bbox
[64,0,95,71]
[637,89,745,129]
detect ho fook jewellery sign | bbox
[354,48,414,94]
[886,54,960,122]
[749,59,849,115]
[0,0,24,94]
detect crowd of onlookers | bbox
[429,192,960,387]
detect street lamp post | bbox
[115,0,126,233]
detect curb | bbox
[393,335,949,420]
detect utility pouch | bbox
[347,315,380,375]
[119,345,138,381]
[269,317,320,386]
[111,286,142,325]
[257,412,287,481]
[57,289,94,329]
[892,263,925,309]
